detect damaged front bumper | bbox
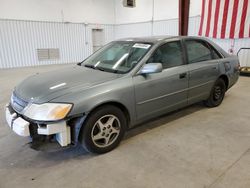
[5,103,71,147]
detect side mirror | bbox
[138,63,163,75]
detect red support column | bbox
[179,0,190,36]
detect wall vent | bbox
[37,48,60,61]
[123,0,136,8]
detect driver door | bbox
[133,40,189,120]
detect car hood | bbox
[14,65,120,104]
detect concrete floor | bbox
[0,64,250,188]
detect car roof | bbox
[115,35,229,57]
[116,35,189,44]
[116,35,210,44]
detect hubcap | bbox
[91,115,121,148]
[214,85,222,101]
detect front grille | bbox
[11,92,28,113]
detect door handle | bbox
[212,66,217,70]
[179,73,187,79]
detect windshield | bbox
[81,41,152,74]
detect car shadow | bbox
[124,102,205,140]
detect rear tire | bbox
[79,105,126,154]
[204,78,226,107]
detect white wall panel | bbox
[0,0,115,24]
[115,17,180,39]
[114,0,153,24]
[114,22,152,39]
[153,19,178,36]
[114,0,199,24]
[0,19,114,69]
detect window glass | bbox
[209,44,223,59]
[147,41,183,69]
[185,40,213,63]
[211,48,221,59]
[82,42,151,74]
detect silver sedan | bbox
[5,36,240,153]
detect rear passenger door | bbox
[184,39,222,104]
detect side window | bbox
[185,40,213,64]
[207,43,223,59]
[147,41,183,69]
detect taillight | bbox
[236,63,240,70]
[236,61,240,71]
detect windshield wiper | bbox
[106,69,123,74]
[84,64,123,74]
[84,64,95,69]
[84,64,105,71]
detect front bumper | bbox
[5,104,71,147]
[5,104,30,136]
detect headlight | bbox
[24,103,72,121]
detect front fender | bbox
[51,77,136,126]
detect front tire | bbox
[204,78,226,107]
[80,105,126,154]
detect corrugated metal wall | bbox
[114,19,178,39]
[0,17,249,69]
[153,19,178,36]
[0,19,114,69]
[115,22,152,39]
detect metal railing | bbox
[237,47,250,76]
[237,47,250,57]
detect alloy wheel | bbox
[91,115,121,148]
